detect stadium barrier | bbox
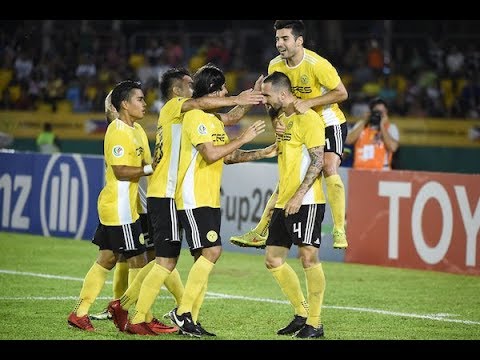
[346,169,480,276]
[0,150,346,262]
[1,150,477,273]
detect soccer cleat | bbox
[332,229,348,249]
[147,318,178,334]
[163,308,175,322]
[294,324,325,338]
[108,299,128,332]
[170,309,201,337]
[68,312,95,332]
[89,308,112,321]
[125,321,158,335]
[229,229,267,249]
[196,322,216,337]
[277,315,307,335]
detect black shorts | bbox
[178,207,221,254]
[266,204,325,249]
[325,122,348,158]
[139,213,154,250]
[147,197,182,258]
[92,219,146,259]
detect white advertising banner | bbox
[220,162,348,262]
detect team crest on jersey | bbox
[206,230,218,242]
[112,145,124,157]
[198,124,207,135]
[287,121,293,130]
[139,233,145,245]
[300,75,309,84]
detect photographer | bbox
[345,97,400,170]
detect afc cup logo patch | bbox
[206,230,218,243]
[198,124,207,135]
[300,75,308,84]
[112,145,124,157]
[139,233,145,245]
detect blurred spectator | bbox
[36,122,61,153]
[0,131,13,148]
[346,97,400,170]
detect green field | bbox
[0,231,479,340]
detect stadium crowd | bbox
[1,20,480,119]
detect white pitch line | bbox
[1,269,480,326]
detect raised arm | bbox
[293,80,348,114]
[181,81,264,114]
[196,120,266,164]
[219,75,265,126]
[224,142,277,164]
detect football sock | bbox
[253,189,278,236]
[164,267,184,306]
[325,174,346,232]
[74,262,109,316]
[304,263,325,328]
[119,260,155,310]
[112,261,129,299]
[269,262,308,317]
[177,256,214,316]
[131,263,171,325]
[192,281,208,323]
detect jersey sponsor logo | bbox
[135,146,144,157]
[40,154,89,239]
[291,86,312,94]
[198,124,207,135]
[112,145,124,157]
[207,230,218,242]
[212,133,226,143]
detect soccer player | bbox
[163,63,275,337]
[230,19,349,250]
[108,67,266,335]
[89,96,171,329]
[262,71,327,338]
[67,80,155,332]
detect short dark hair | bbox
[369,97,388,111]
[274,20,305,40]
[111,80,142,111]
[263,71,292,92]
[192,63,225,99]
[160,67,191,101]
[44,122,52,131]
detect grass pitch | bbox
[0,231,479,341]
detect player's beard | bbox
[267,105,280,119]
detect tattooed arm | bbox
[224,143,277,164]
[284,145,324,216]
[219,75,265,126]
[151,125,163,169]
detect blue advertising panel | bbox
[0,151,104,240]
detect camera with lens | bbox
[368,110,382,127]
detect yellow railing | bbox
[1,111,479,148]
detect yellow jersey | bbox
[175,109,227,210]
[276,109,326,208]
[98,119,151,225]
[268,48,346,127]
[147,96,189,198]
